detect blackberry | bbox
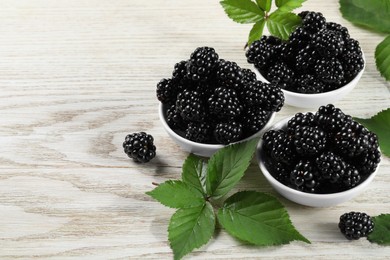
[354,149,381,176]
[312,29,344,57]
[314,57,344,84]
[315,104,352,133]
[185,122,212,143]
[343,38,362,56]
[172,60,189,84]
[295,74,325,94]
[123,132,156,163]
[208,87,243,119]
[339,212,374,240]
[241,107,271,138]
[293,125,327,157]
[246,36,281,69]
[302,12,326,33]
[214,121,243,145]
[287,112,316,135]
[339,163,361,190]
[266,62,295,87]
[289,26,312,47]
[187,47,219,81]
[176,90,205,122]
[166,104,186,131]
[263,130,296,166]
[316,151,346,183]
[290,160,321,193]
[156,78,180,104]
[241,68,257,84]
[341,52,364,81]
[295,45,318,72]
[194,81,217,102]
[216,59,243,89]
[269,161,290,185]
[298,11,310,19]
[279,43,298,67]
[240,81,284,112]
[326,22,350,41]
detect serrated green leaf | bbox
[217,191,310,245]
[368,214,390,245]
[248,19,266,46]
[275,0,306,13]
[256,0,272,12]
[340,0,390,34]
[354,108,390,157]
[169,202,215,260]
[182,154,208,195]
[146,180,205,209]
[267,12,301,40]
[220,0,265,24]
[375,35,390,81]
[206,138,259,199]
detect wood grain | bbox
[0,0,389,259]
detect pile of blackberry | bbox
[246,11,364,94]
[262,104,381,193]
[157,47,284,145]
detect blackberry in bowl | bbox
[247,11,365,108]
[256,104,381,207]
[157,47,284,157]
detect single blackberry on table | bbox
[166,104,186,131]
[353,149,381,176]
[240,81,284,112]
[287,112,316,135]
[266,62,295,87]
[339,212,374,240]
[314,104,352,133]
[246,36,281,69]
[302,12,326,33]
[214,121,243,145]
[339,163,361,190]
[156,78,180,104]
[295,74,325,94]
[312,29,344,57]
[314,57,344,84]
[241,107,271,138]
[176,90,205,122]
[215,59,244,89]
[186,47,219,81]
[293,125,327,157]
[290,160,321,193]
[316,151,346,183]
[185,122,212,143]
[326,22,350,41]
[123,132,156,163]
[263,130,297,166]
[208,87,243,120]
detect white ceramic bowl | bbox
[256,117,379,207]
[253,53,365,108]
[159,103,276,157]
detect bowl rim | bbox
[256,116,380,199]
[159,103,276,149]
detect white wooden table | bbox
[0,0,389,259]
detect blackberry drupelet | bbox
[263,130,296,166]
[241,107,271,137]
[339,212,374,240]
[185,122,212,143]
[186,47,219,81]
[215,59,243,89]
[293,125,327,157]
[123,132,156,163]
[176,90,205,122]
[156,78,179,104]
[316,151,346,183]
[290,160,321,193]
[314,104,352,133]
[208,87,243,119]
[302,12,326,33]
[166,104,186,131]
[214,121,243,145]
[326,22,350,41]
[240,81,285,112]
[287,112,316,135]
[266,62,295,87]
[314,57,344,84]
[312,29,344,57]
[295,74,325,94]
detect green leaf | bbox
[146,180,205,209]
[354,108,390,157]
[182,154,208,195]
[256,0,272,12]
[168,202,216,260]
[248,19,266,46]
[267,12,301,40]
[339,0,390,34]
[206,138,258,199]
[217,191,310,245]
[375,35,390,81]
[275,0,306,13]
[220,0,265,24]
[368,214,390,245]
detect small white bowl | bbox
[256,117,379,207]
[159,103,276,157]
[253,55,365,108]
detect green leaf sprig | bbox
[368,214,390,245]
[220,0,306,46]
[340,0,390,81]
[147,139,310,260]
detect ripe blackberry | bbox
[268,161,290,185]
[156,78,180,104]
[187,47,219,81]
[166,104,186,131]
[214,121,243,145]
[263,130,296,166]
[266,62,295,87]
[302,12,326,33]
[341,52,364,81]
[312,29,344,57]
[293,125,327,157]
[289,26,312,47]
[241,107,271,137]
[172,60,189,84]
[343,38,362,56]
[241,68,257,84]
[208,87,243,120]
[290,160,321,193]
[287,112,316,135]
[246,36,280,69]
[339,212,374,240]
[279,43,298,67]
[176,90,205,122]
[240,81,284,112]
[298,11,310,19]
[185,122,212,143]
[314,57,344,84]
[315,104,352,133]
[326,22,350,41]
[123,132,156,163]
[354,149,381,176]
[216,59,243,89]
[316,151,346,183]
[339,163,361,190]
[295,45,318,72]
[295,74,325,94]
